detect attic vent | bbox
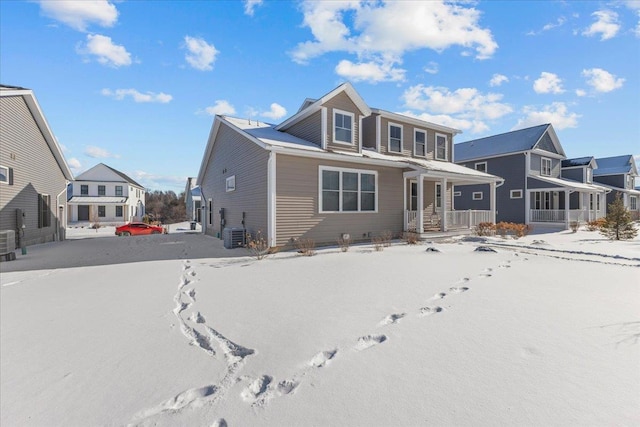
[223,227,246,249]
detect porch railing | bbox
[405,210,492,232]
[530,208,607,223]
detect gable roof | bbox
[593,155,638,176]
[562,156,596,168]
[75,163,144,188]
[275,82,372,131]
[455,124,565,162]
[370,108,462,135]
[0,85,73,181]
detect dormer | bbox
[561,157,597,184]
[275,82,371,154]
[361,109,460,162]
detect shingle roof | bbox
[562,157,594,167]
[454,124,550,162]
[593,155,635,176]
[102,163,144,188]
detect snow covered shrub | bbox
[600,194,638,240]
[381,230,393,247]
[403,232,419,245]
[494,222,531,239]
[337,235,352,252]
[246,230,270,260]
[372,236,384,251]
[586,218,606,231]
[475,222,495,236]
[295,238,316,256]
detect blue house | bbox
[592,155,640,219]
[454,124,608,228]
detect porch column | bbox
[440,177,447,232]
[490,181,497,224]
[417,175,424,233]
[403,178,407,231]
[565,190,570,229]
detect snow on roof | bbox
[532,175,609,192]
[593,155,636,176]
[562,157,594,167]
[455,124,550,162]
[224,116,325,152]
[68,196,128,204]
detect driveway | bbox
[0,226,248,273]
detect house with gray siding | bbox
[454,124,608,229]
[0,84,74,247]
[196,83,503,247]
[592,155,640,219]
[184,177,202,222]
[68,163,146,224]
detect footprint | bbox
[189,311,206,324]
[185,288,196,301]
[449,286,469,293]
[483,268,493,272]
[431,292,447,300]
[211,419,227,427]
[136,385,217,418]
[379,313,406,326]
[308,349,337,367]
[276,379,299,395]
[241,375,272,402]
[355,334,387,351]
[419,306,443,317]
[478,273,492,279]
[188,270,196,277]
[498,264,511,269]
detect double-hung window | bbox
[388,123,402,153]
[115,206,123,217]
[0,165,9,184]
[435,133,447,160]
[115,185,123,197]
[541,157,552,176]
[81,184,89,195]
[98,206,106,217]
[475,162,487,173]
[631,196,638,211]
[98,185,106,196]
[320,167,377,213]
[333,110,353,144]
[38,194,51,228]
[414,130,426,157]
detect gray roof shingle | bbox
[454,124,550,162]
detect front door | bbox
[78,205,89,221]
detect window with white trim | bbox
[435,133,447,160]
[115,185,123,197]
[388,123,402,153]
[631,196,637,210]
[115,206,123,217]
[541,157,552,176]
[333,109,354,144]
[534,191,552,210]
[414,130,426,157]
[472,192,483,200]
[586,168,593,183]
[589,193,594,210]
[81,184,89,195]
[510,189,523,199]
[38,194,51,228]
[226,175,236,192]
[0,165,9,184]
[320,166,377,213]
[98,185,106,196]
[475,162,487,173]
[98,205,106,217]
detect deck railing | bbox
[530,208,607,223]
[405,210,492,232]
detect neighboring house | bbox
[68,163,145,224]
[0,84,74,246]
[454,124,608,228]
[184,177,202,222]
[196,83,502,247]
[592,155,640,219]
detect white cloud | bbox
[183,36,218,71]
[84,145,120,159]
[527,17,566,35]
[77,34,132,67]
[131,171,187,191]
[291,1,497,83]
[424,61,439,75]
[38,0,118,32]
[402,84,512,134]
[335,59,405,83]
[101,88,173,103]
[244,0,263,16]
[533,72,565,94]
[489,73,508,87]
[582,10,620,40]
[513,102,580,130]
[260,103,287,120]
[204,100,237,116]
[582,68,625,92]
[575,89,587,97]
[67,157,82,171]
[400,111,489,134]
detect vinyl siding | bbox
[530,153,561,178]
[324,92,361,153]
[275,154,404,246]
[561,167,583,182]
[285,110,322,147]
[199,122,269,237]
[374,116,453,162]
[534,132,558,154]
[594,174,625,189]
[361,114,377,150]
[405,180,453,213]
[0,95,67,246]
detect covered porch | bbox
[402,169,499,234]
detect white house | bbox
[68,163,145,224]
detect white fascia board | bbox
[403,168,503,185]
[530,148,566,160]
[371,108,462,135]
[532,124,566,157]
[454,150,529,164]
[267,146,408,169]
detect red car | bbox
[115,222,165,236]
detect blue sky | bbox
[1,0,639,193]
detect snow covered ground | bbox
[1,224,639,426]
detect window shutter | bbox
[8,168,13,185]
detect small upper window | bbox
[541,157,552,176]
[435,133,447,160]
[81,184,89,195]
[473,192,483,200]
[510,189,523,199]
[414,130,426,157]
[226,175,236,192]
[333,110,353,144]
[115,185,123,196]
[475,162,487,173]
[388,123,402,153]
[98,185,106,196]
